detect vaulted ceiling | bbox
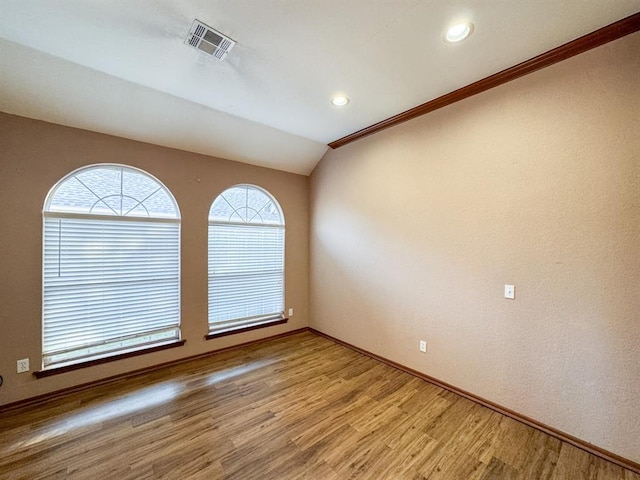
[1,1,638,174]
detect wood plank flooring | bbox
[0,331,637,479]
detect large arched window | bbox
[208,184,285,337]
[42,164,181,370]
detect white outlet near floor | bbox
[17,358,29,373]
[288,308,294,317]
[419,340,427,353]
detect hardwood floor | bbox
[0,331,637,479]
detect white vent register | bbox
[186,20,236,60]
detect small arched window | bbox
[42,164,181,369]
[208,184,285,337]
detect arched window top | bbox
[44,164,179,219]
[209,184,284,226]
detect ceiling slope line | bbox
[328,11,640,149]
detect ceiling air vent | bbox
[186,20,236,61]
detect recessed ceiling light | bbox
[331,95,350,107]
[444,22,474,43]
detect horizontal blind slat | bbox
[208,223,284,329]
[43,216,180,366]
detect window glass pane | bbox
[257,199,282,224]
[208,185,282,225]
[242,188,266,223]
[47,165,178,218]
[99,195,126,216]
[222,187,246,210]
[140,187,179,218]
[122,169,161,201]
[47,177,102,214]
[209,195,235,222]
[75,166,121,202]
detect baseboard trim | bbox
[0,327,309,414]
[309,327,640,475]
[4,326,637,474]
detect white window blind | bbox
[42,165,180,368]
[208,185,285,335]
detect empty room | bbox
[0,2,639,479]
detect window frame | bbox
[38,163,183,376]
[206,184,287,339]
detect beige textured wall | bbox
[0,113,309,406]
[310,33,640,462]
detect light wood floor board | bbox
[0,331,637,479]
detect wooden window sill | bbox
[34,339,186,378]
[205,318,288,340]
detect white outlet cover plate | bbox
[17,358,30,373]
[504,284,515,299]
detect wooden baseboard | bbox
[0,327,309,414]
[309,328,640,475]
[3,325,637,474]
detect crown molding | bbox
[329,12,640,149]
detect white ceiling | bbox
[1,1,638,175]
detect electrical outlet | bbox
[419,340,427,353]
[504,284,515,299]
[288,308,294,317]
[17,358,30,374]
